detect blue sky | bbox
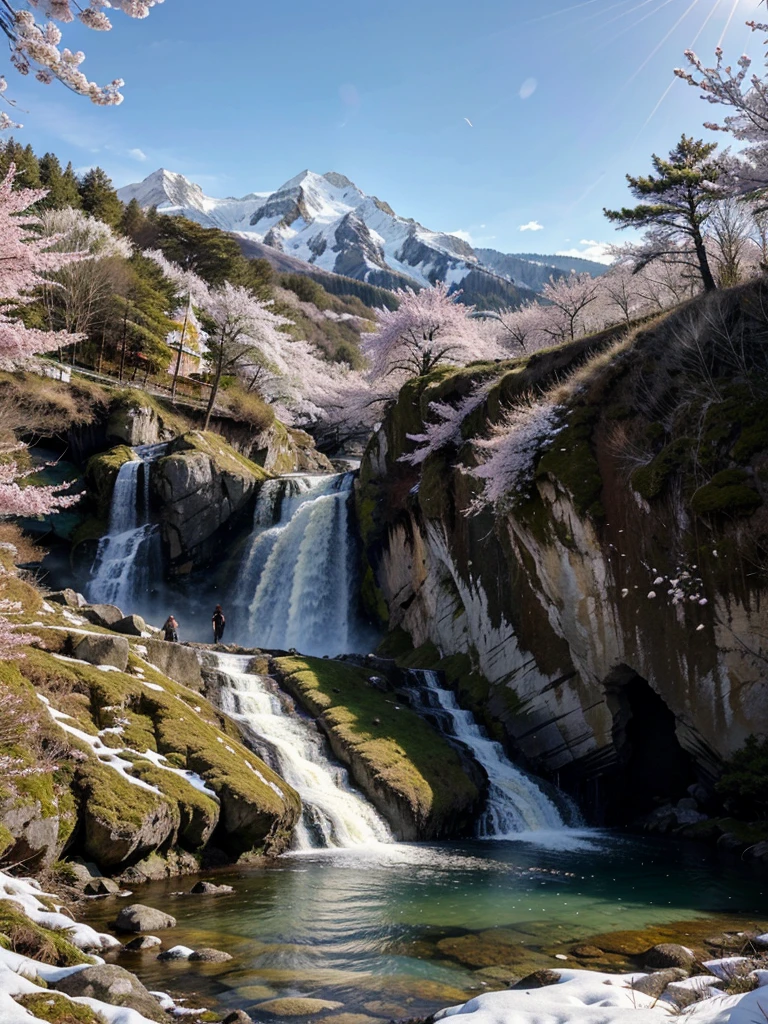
[6,0,759,261]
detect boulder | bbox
[631,969,689,998]
[65,859,103,887]
[189,947,233,962]
[125,935,163,951]
[0,796,60,871]
[47,588,86,608]
[513,970,561,990]
[189,880,234,895]
[157,945,194,961]
[83,603,124,628]
[53,964,168,1023]
[83,877,122,896]
[81,787,177,869]
[643,944,696,970]
[112,614,147,637]
[224,1013,254,1024]
[115,904,177,933]
[74,633,130,671]
[143,638,203,690]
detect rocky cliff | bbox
[359,284,768,823]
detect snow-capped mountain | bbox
[118,168,603,302]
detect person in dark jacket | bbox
[163,615,179,642]
[212,605,226,644]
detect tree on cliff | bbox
[361,282,491,380]
[201,282,293,431]
[604,135,723,293]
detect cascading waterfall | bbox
[211,652,392,850]
[405,669,566,837]
[233,473,363,656]
[88,445,162,611]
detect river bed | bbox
[81,834,768,1022]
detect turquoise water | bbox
[85,834,768,1020]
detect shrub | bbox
[717,735,768,819]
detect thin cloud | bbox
[451,229,474,244]
[519,220,544,232]
[519,78,538,100]
[556,240,613,264]
[129,147,147,161]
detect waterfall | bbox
[88,446,162,612]
[211,653,393,850]
[233,473,363,656]
[406,670,566,837]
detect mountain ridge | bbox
[118,167,607,305]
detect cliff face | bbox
[359,286,768,823]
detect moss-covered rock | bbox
[691,469,762,517]
[272,656,481,840]
[0,899,93,967]
[154,431,271,572]
[84,446,136,523]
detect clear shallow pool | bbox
[85,835,768,1021]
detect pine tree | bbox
[120,197,146,238]
[78,166,123,227]
[0,138,40,188]
[61,162,82,209]
[39,153,81,209]
[604,135,721,293]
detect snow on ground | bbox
[435,969,766,1024]
[0,872,118,951]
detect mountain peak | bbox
[323,171,355,189]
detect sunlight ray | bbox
[598,0,679,51]
[598,0,666,32]
[623,0,703,89]
[716,0,740,47]
[524,0,605,26]
[577,0,639,26]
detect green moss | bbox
[130,759,219,847]
[274,656,479,825]
[419,451,453,520]
[691,469,761,516]
[0,824,14,858]
[0,901,93,967]
[85,446,136,520]
[167,430,271,482]
[70,516,108,551]
[360,564,389,624]
[630,438,692,501]
[536,405,604,518]
[15,992,107,1024]
[376,627,415,660]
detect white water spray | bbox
[211,653,392,850]
[234,474,362,656]
[88,450,160,610]
[407,670,566,837]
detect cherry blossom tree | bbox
[540,273,604,342]
[400,381,494,467]
[146,249,210,401]
[362,282,496,381]
[0,0,161,126]
[473,301,551,354]
[201,282,293,430]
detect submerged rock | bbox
[53,963,168,1023]
[223,1012,255,1024]
[115,904,177,933]
[255,997,345,1016]
[189,947,233,962]
[189,880,235,895]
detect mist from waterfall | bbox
[232,472,373,656]
[405,669,568,839]
[211,652,393,850]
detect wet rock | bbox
[224,1013,255,1024]
[473,966,521,985]
[642,943,696,970]
[157,944,194,960]
[48,588,87,608]
[363,1002,409,1019]
[83,603,124,628]
[255,998,345,1016]
[115,904,177,933]
[83,876,122,896]
[677,798,699,812]
[513,970,561,989]
[74,633,129,671]
[189,947,233,962]
[125,935,163,951]
[66,858,104,887]
[189,880,235,895]
[112,613,147,637]
[571,945,604,959]
[319,1015,385,1024]
[630,968,689,998]
[53,964,168,1023]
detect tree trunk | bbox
[203,334,225,431]
[118,309,129,382]
[694,233,717,292]
[171,297,190,403]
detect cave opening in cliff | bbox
[605,666,697,824]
